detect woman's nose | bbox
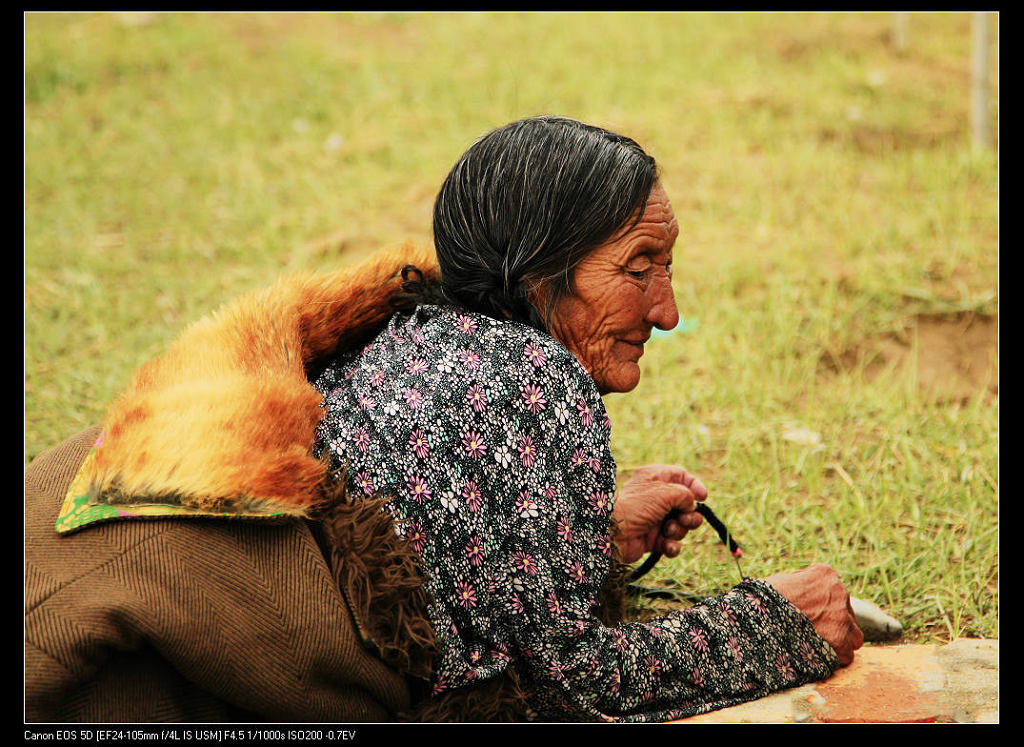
[645,275,679,331]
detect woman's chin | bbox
[596,364,642,395]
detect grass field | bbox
[25,12,998,643]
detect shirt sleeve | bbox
[441,332,840,722]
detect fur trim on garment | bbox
[82,243,439,516]
[318,476,438,682]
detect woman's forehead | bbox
[619,191,678,255]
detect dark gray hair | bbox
[426,116,659,330]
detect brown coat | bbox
[25,425,432,722]
[25,247,440,722]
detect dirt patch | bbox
[822,312,998,403]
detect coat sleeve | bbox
[479,357,840,721]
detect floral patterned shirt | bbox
[313,304,838,721]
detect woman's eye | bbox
[624,261,652,280]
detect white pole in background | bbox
[893,12,909,54]
[971,12,992,150]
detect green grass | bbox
[25,12,998,643]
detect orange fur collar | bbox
[80,244,439,518]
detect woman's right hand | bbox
[762,564,864,667]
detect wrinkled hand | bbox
[763,564,864,667]
[612,464,707,565]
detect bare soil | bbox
[824,312,998,403]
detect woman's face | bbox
[547,182,680,395]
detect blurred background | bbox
[25,12,997,641]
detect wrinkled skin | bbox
[612,464,707,565]
[546,182,680,397]
[543,182,862,666]
[764,565,865,666]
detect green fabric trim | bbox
[55,441,288,535]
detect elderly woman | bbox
[311,116,862,721]
[24,116,860,724]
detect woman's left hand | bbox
[612,464,707,565]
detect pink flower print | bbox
[728,636,744,662]
[407,475,432,503]
[404,520,427,552]
[411,329,425,345]
[643,621,664,639]
[543,485,557,499]
[587,491,611,516]
[508,593,525,614]
[431,675,448,696]
[387,330,406,345]
[692,666,705,687]
[721,603,738,629]
[409,429,430,458]
[524,341,547,367]
[513,550,539,576]
[644,655,662,675]
[588,457,602,473]
[546,591,562,615]
[466,384,487,413]
[689,627,709,652]
[602,412,612,430]
[462,480,483,512]
[597,534,613,556]
[570,449,588,468]
[491,644,511,664]
[458,350,481,370]
[407,358,429,376]
[613,629,629,652]
[357,394,376,410]
[521,384,547,413]
[461,430,487,460]
[368,370,385,387]
[577,398,594,427]
[515,490,539,518]
[355,470,375,496]
[775,655,795,680]
[745,591,766,614]
[402,388,424,409]
[469,648,482,664]
[465,535,485,566]
[517,435,537,468]
[569,561,585,584]
[456,580,478,609]
[547,661,570,681]
[556,516,573,543]
[455,314,478,335]
[352,426,371,452]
